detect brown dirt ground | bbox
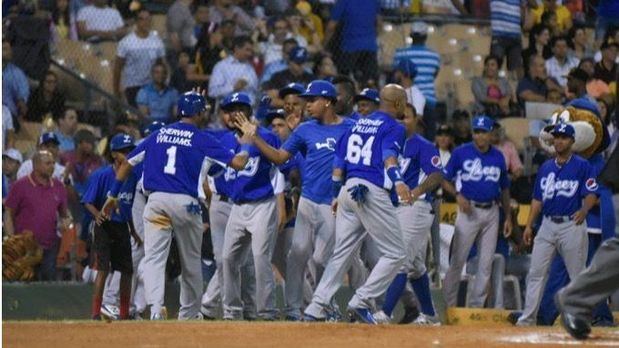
[3,322,619,348]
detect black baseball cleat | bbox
[507,311,521,326]
[302,313,326,322]
[398,306,420,324]
[554,293,591,340]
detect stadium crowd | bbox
[2,0,618,327]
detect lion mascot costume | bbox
[535,98,615,326]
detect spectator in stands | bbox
[568,25,594,60]
[261,38,299,84]
[263,47,314,92]
[540,10,561,38]
[191,20,237,91]
[451,109,472,146]
[285,8,321,53]
[5,150,70,281]
[25,71,66,123]
[393,60,426,117]
[2,39,30,122]
[50,0,77,41]
[546,89,563,104]
[208,35,258,102]
[393,21,440,139]
[113,9,165,107]
[76,0,126,41]
[578,58,611,99]
[136,62,180,123]
[593,41,618,85]
[54,108,79,153]
[2,149,23,200]
[472,55,514,118]
[594,28,619,63]
[531,0,572,35]
[491,123,523,180]
[326,0,380,86]
[167,0,196,63]
[3,105,15,150]
[296,1,324,47]
[17,132,67,182]
[60,129,104,200]
[259,16,296,66]
[489,0,524,78]
[517,55,563,108]
[332,75,356,117]
[170,50,196,92]
[522,24,552,72]
[209,0,255,35]
[566,68,596,104]
[595,0,619,44]
[312,53,338,80]
[545,36,579,88]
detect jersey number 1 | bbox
[164,146,177,175]
[347,134,374,165]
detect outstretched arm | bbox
[234,113,292,165]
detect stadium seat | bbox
[152,14,167,37]
[498,117,530,152]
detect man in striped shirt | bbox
[393,21,440,140]
[489,0,524,78]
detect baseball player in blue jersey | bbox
[235,80,356,320]
[83,133,138,321]
[374,103,444,325]
[300,84,411,324]
[353,88,380,117]
[280,83,306,131]
[442,115,513,308]
[102,91,251,320]
[199,105,259,320]
[516,123,599,326]
[214,92,284,321]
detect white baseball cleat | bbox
[100,304,120,321]
[373,310,391,324]
[411,313,441,326]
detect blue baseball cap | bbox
[221,92,252,110]
[354,88,380,104]
[39,132,60,145]
[278,82,305,99]
[550,123,575,138]
[394,60,418,78]
[471,115,495,132]
[300,80,337,100]
[289,46,308,64]
[110,133,135,151]
[178,92,207,117]
[142,121,166,137]
[266,108,286,122]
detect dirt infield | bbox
[3,321,619,347]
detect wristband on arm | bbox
[386,165,403,184]
[239,144,252,154]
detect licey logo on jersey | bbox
[585,178,598,191]
[540,172,579,200]
[315,137,337,151]
[460,158,500,182]
[224,156,261,180]
[431,155,442,169]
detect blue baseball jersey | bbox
[443,143,510,202]
[220,127,281,203]
[396,134,443,203]
[282,118,355,205]
[203,128,235,197]
[533,154,599,217]
[127,122,236,198]
[585,154,605,231]
[82,165,138,223]
[334,111,406,190]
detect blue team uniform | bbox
[82,165,138,222]
[396,134,443,203]
[335,111,406,189]
[127,122,236,197]
[283,118,355,204]
[443,143,510,202]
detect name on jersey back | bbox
[156,128,193,146]
[352,118,384,134]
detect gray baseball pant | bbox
[285,197,336,317]
[517,218,588,325]
[201,194,256,318]
[558,236,619,321]
[443,204,499,308]
[130,186,147,314]
[304,178,406,318]
[222,197,278,320]
[142,192,204,319]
